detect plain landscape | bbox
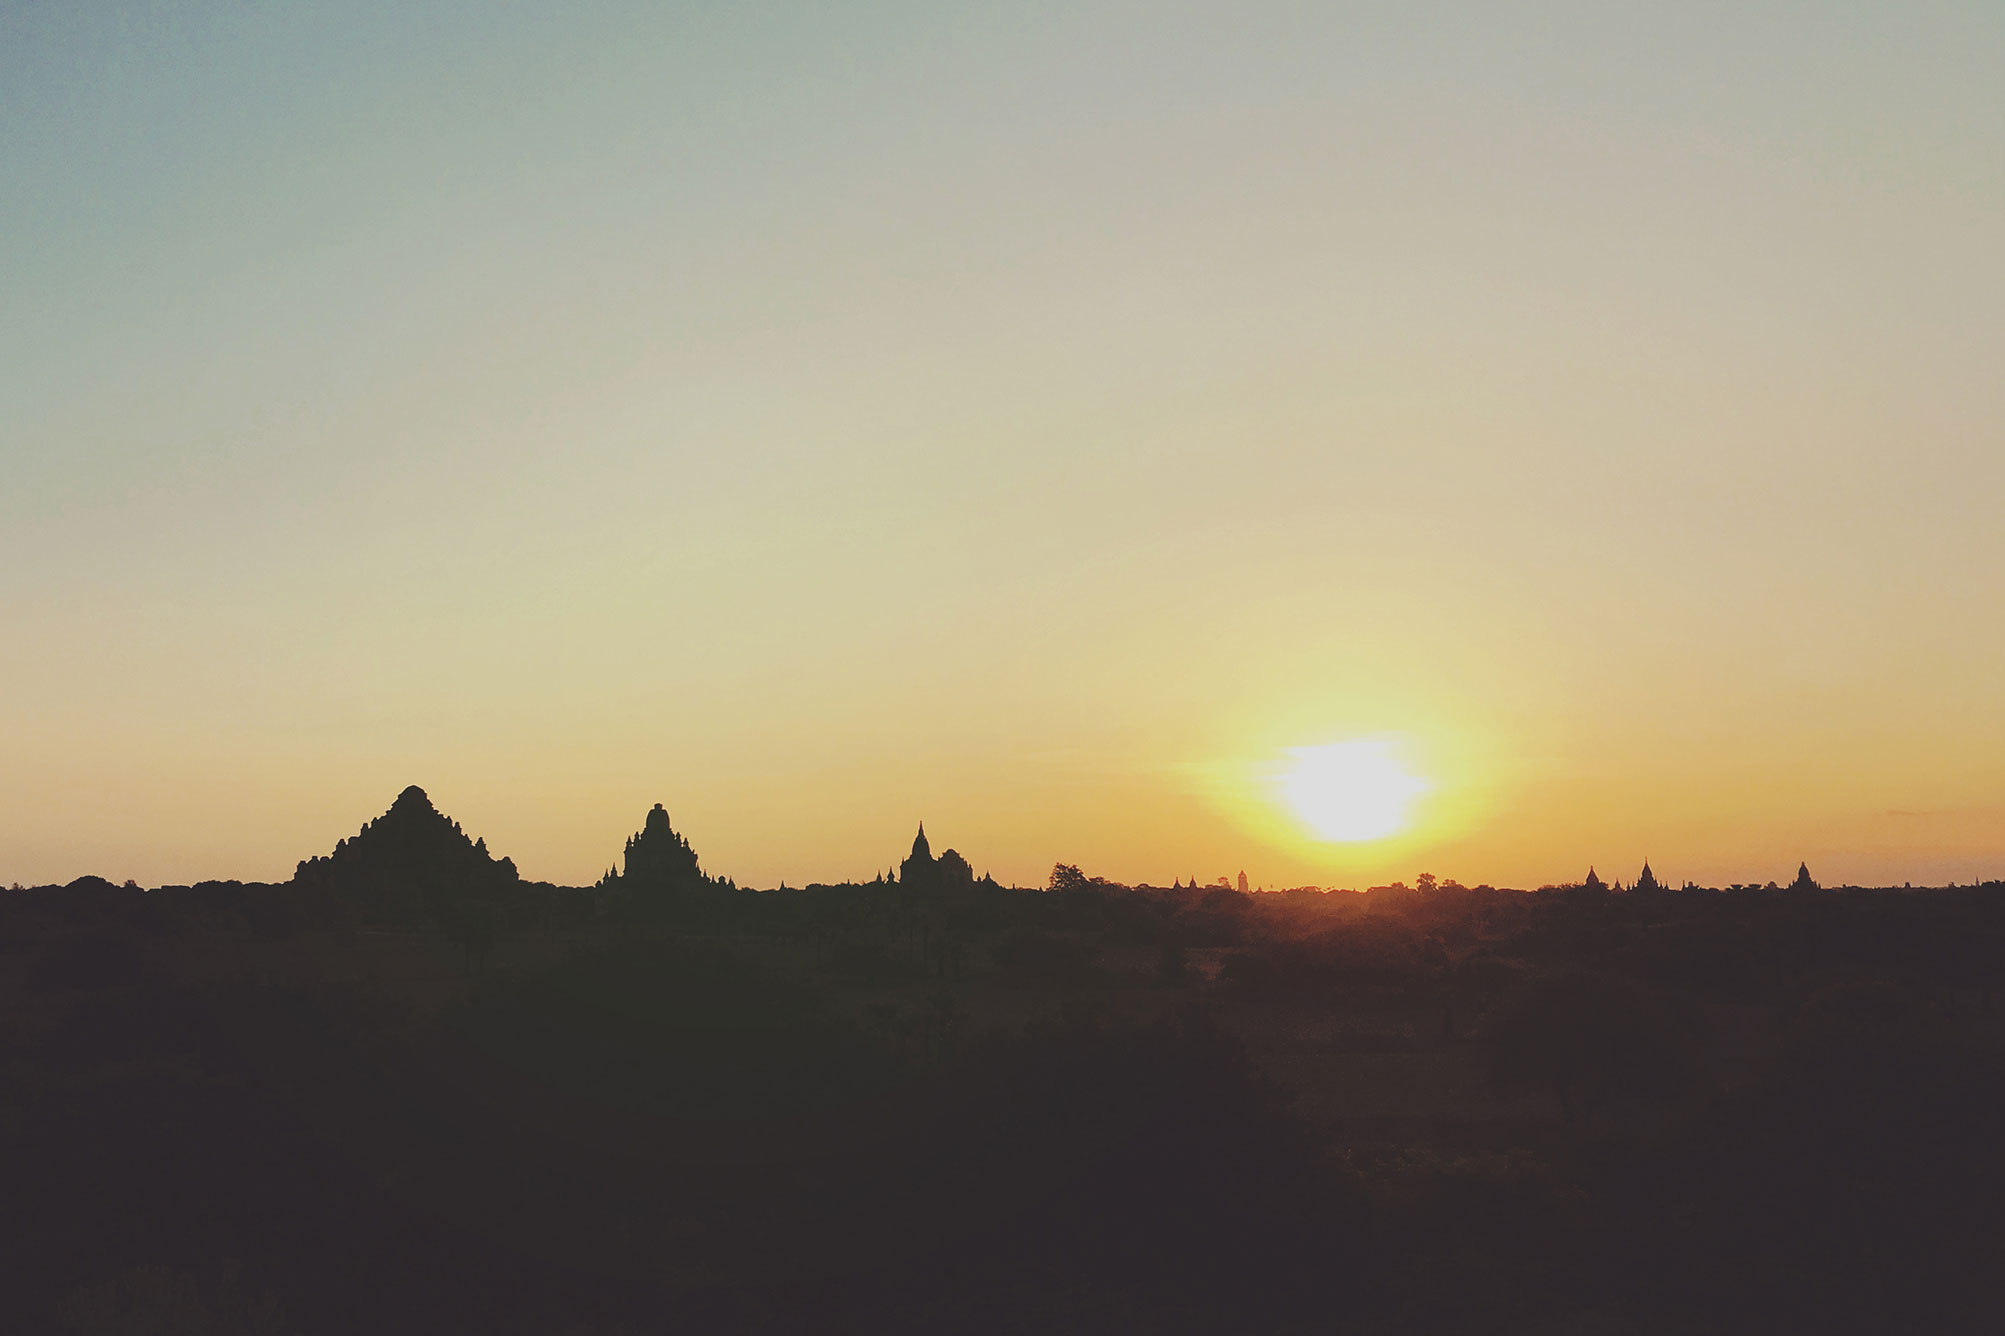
[5,788,2001,1334]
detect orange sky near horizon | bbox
[4,3,2003,891]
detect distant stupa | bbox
[1582,866,1607,892]
[1790,862,1819,892]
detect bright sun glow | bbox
[1278,739,1430,842]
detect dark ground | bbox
[5,861,2003,1334]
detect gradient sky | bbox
[5,1,2003,891]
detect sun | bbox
[1277,739,1430,843]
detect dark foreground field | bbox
[6,828,2003,1334]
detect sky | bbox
[4,1,2003,891]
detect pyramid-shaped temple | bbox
[294,786,519,900]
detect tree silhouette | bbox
[1048,863,1088,893]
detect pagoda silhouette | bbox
[599,803,713,896]
[293,785,518,918]
[897,822,976,892]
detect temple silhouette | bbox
[897,821,975,892]
[599,802,714,894]
[293,784,518,917]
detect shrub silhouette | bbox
[888,1007,1370,1331]
[450,939,881,1125]
[1486,970,1706,1121]
[59,1262,291,1336]
[1630,981,2005,1332]
[1223,917,1435,1001]
[989,927,1096,982]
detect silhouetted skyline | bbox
[8,785,1977,899]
